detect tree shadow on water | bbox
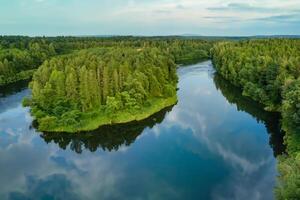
[39,105,175,154]
[213,73,286,157]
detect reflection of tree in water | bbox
[213,73,285,156]
[0,80,29,97]
[40,105,174,154]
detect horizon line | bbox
[1,34,300,38]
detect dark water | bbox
[0,61,284,200]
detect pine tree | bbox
[102,66,109,103]
[79,66,89,111]
[88,69,101,108]
[49,69,65,98]
[112,69,119,94]
[66,67,78,105]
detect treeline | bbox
[0,36,213,86]
[0,38,57,85]
[211,39,300,199]
[47,36,213,61]
[169,40,211,64]
[26,47,177,132]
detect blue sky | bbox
[0,0,299,36]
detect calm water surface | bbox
[0,61,284,200]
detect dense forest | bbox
[0,37,57,85]
[25,47,178,132]
[0,36,212,86]
[211,39,300,199]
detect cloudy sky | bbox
[1,0,300,36]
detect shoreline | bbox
[38,96,177,133]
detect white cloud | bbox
[1,0,299,35]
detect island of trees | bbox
[211,39,300,199]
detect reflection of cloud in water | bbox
[212,163,275,200]
[0,137,127,200]
[164,104,272,174]
[152,61,276,199]
[8,174,81,200]
[0,89,30,114]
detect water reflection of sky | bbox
[0,61,276,200]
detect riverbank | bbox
[0,69,35,86]
[36,96,177,133]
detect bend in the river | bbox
[0,60,284,200]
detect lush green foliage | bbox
[211,39,300,199]
[0,39,57,85]
[168,40,211,64]
[50,37,213,63]
[276,154,300,200]
[212,39,300,111]
[26,47,178,132]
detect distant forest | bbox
[0,36,212,86]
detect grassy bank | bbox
[37,96,177,133]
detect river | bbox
[0,61,285,200]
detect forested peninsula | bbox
[25,47,178,132]
[211,39,300,199]
[1,36,212,132]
